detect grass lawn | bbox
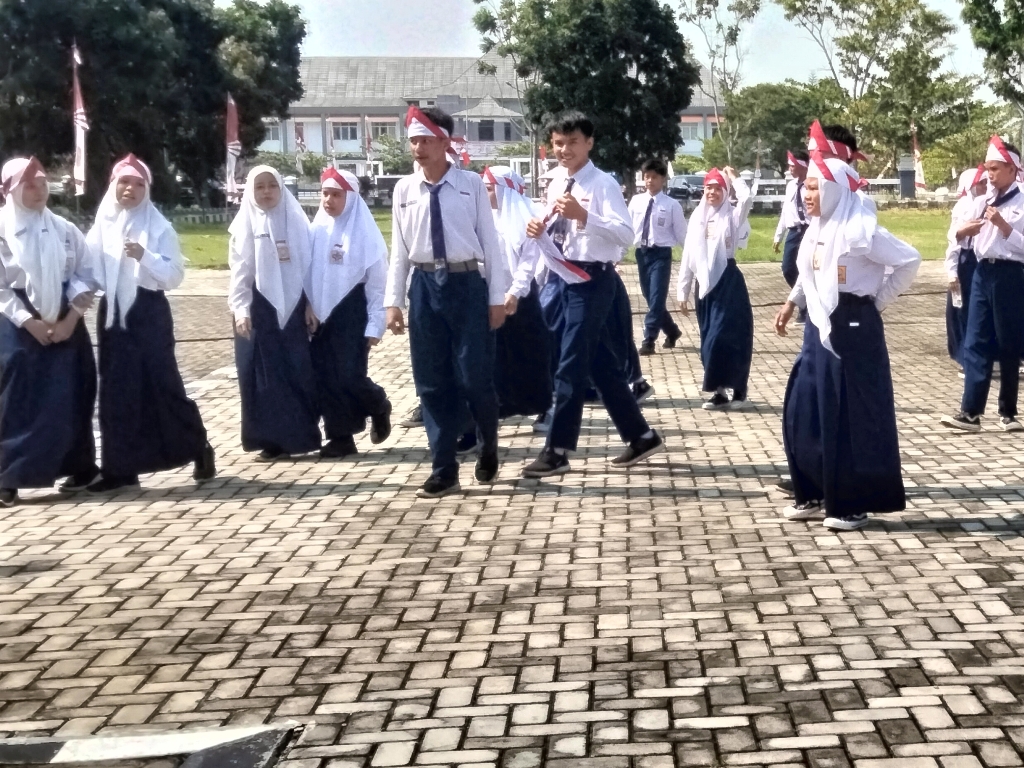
[179,207,949,269]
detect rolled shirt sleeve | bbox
[364,257,387,340]
[384,184,412,310]
[868,229,921,312]
[227,233,255,322]
[138,227,186,291]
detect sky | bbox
[293,0,987,88]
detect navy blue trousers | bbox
[408,269,498,481]
[946,249,977,365]
[234,290,321,455]
[0,291,97,489]
[611,270,644,384]
[310,284,390,441]
[961,258,1024,417]
[540,274,567,382]
[98,290,207,481]
[635,246,680,344]
[495,284,553,418]
[695,260,754,399]
[547,265,649,451]
[783,294,905,518]
[781,226,806,288]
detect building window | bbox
[478,120,495,141]
[680,123,700,141]
[268,124,281,142]
[333,123,358,142]
[371,122,397,139]
[504,122,513,141]
[710,123,720,137]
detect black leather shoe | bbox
[371,402,393,444]
[639,341,656,356]
[0,489,17,507]
[663,327,682,349]
[59,467,101,492]
[475,451,499,483]
[88,475,141,493]
[416,475,461,498]
[522,449,570,478]
[193,442,216,482]
[321,437,358,459]
[612,431,665,467]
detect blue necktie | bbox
[641,197,655,247]
[426,182,448,286]
[796,180,807,224]
[547,177,576,254]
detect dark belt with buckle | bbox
[565,260,613,273]
[413,261,480,273]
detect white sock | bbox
[640,430,654,440]
[552,447,568,456]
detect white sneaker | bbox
[726,398,750,411]
[783,500,823,520]
[823,513,869,531]
[1000,417,1024,432]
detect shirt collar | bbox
[416,162,457,189]
[569,160,597,186]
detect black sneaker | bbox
[783,500,822,520]
[823,513,869,531]
[633,380,655,404]
[475,451,499,483]
[193,442,216,482]
[321,437,358,459]
[940,411,981,432]
[400,405,424,428]
[1000,416,1024,432]
[663,327,682,349]
[639,340,656,356]
[533,410,552,434]
[456,432,479,456]
[370,402,393,444]
[0,489,17,507]
[522,448,571,478]
[416,474,461,499]
[777,478,795,496]
[702,392,730,411]
[59,467,101,493]
[256,448,289,462]
[611,431,665,467]
[88,475,140,493]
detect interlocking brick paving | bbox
[3,262,1024,768]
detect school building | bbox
[258,55,721,177]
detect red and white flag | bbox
[72,44,88,197]
[911,121,926,190]
[226,94,242,203]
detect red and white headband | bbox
[483,166,525,195]
[787,151,808,169]
[704,168,727,189]
[986,135,1021,170]
[1,157,46,196]
[809,151,861,192]
[110,153,152,184]
[320,167,355,192]
[406,105,450,140]
[807,120,868,164]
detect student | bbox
[677,167,755,410]
[628,159,685,354]
[944,166,986,367]
[86,154,215,492]
[775,153,920,530]
[773,151,810,289]
[0,158,99,506]
[228,165,321,460]
[941,136,1024,433]
[483,166,552,419]
[385,106,509,498]
[521,111,664,477]
[306,167,392,458]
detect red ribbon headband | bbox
[320,167,355,192]
[807,120,868,163]
[110,153,152,184]
[2,157,46,196]
[787,151,808,168]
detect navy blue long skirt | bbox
[97,290,207,479]
[610,270,643,384]
[946,248,977,365]
[495,283,553,418]
[783,294,905,518]
[0,291,96,489]
[695,260,754,398]
[234,289,321,455]
[310,284,389,440]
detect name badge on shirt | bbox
[837,265,847,285]
[330,244,345,263]
[705,223,715,240]
[657,215,666,227]
[813,242,824,270]
[276,240,291,263]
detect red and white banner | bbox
[911,121,926,190]
[226,94,242,203]
[72,44,88,197]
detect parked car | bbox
[665,177,696,201]
[681,174,706,191]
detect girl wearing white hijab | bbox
[86,154,215,492]
[0,157,100,505]
[774,153,920,531]
[944,166,986,366]
[677,166,755,410]
[228,165,320,460]
[305,168,391,459]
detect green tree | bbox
[376,135,414,175]
[961,0,1024,147]
[672,154,708,173]
[0,0,305,206]
[484,0,699,191]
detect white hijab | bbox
[87,157,176,328]
[0,158,65,324]
[682,174,736,299]
[487,166,537,273]
[796,155,877,354]
[228,166,311,328]
[952,167,985,223]
[308,170,387,322]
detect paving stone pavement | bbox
[3,261,1024,768]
